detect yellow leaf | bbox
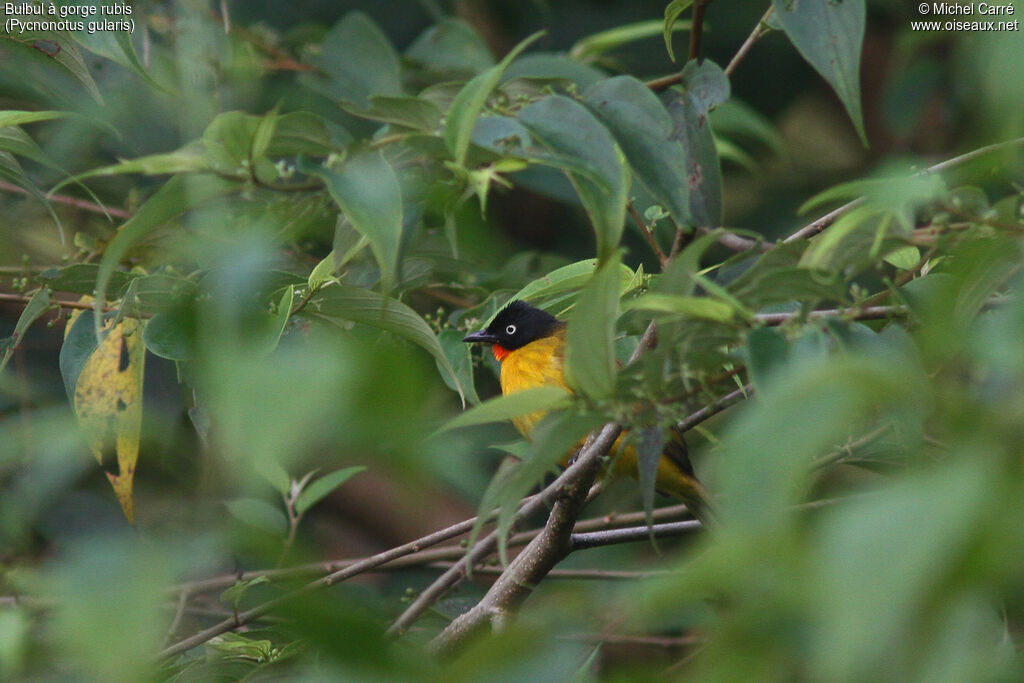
[73,316,146,523]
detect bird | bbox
[463,299,712,524]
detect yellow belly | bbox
[499,333,570,436]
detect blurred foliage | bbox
[1,0,1024,680]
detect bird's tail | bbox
[657,428,716,527]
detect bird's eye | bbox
[505,324,517,335]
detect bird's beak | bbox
[463,330,498,344]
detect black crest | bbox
[463,300,561,350]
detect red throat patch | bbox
[492,345,510,362]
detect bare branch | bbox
[569,520,701,550]
[158,501,509,659]
[755,296,1009,327]
[428,564,676,580]
[676,384,752,433]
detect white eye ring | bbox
[505,324,517,335]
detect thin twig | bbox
[753,298,1001,326]
[157,500,515,659]
[0,179,132,219]
[628,202,668,267]
[163,590,190,647]
[429,423,624,654]
[570,520,701,550]
[812,424,892,470]
[697,226,773,253]
[676,384,751,433]
[724,7,773,77]
[560,632,703,648]
[429,564,676,581]
[0,292,98,311]
[169,503,695,597]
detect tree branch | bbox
[429,423,623,654]
[754,297,1009,327]
[168,503,696,597]
[783,136,1024,242]
[158,500,517,659]
[569,520,700,550]
[676,384,751,433]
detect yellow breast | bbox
[499,331,570,437]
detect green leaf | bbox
[655,228,724,295]
[735,267,849,308]
[0,151,60,234]
[439,329,482,405]
[584,75,692,226]
[295,466,366,515]
[1,31,102,103]
[710,99,785,155]
[0,288,52,372]
[746,327,790,393]
[565,255,621,398]
[773,0,867,144]
[636,426,667,532]
[438,386,571,433]
[883,246,920,270]
[52,143,210,192]
[202,111,265,174]
[266,112,338,157]
[92,176,240,340]
[502,53,606,89]
[444,30,544,166]
[663,0,696,62]
[71,17,170,94]
[225,499,288,536]
[304,11,401,108]
[219,577,271,611]
[406,19,495,73]
[799,206,891,271]
[519,96,628,263]
[571,19,690,62]
[299,149,402,294]
[660,62,728,228]
[264,286,294,354]
[0,110,91,128]
[624,293,736,323]
[37,264,133,295]
[311,285,465,402]
[338,95,443,132]
[496,259,639,323]
[800,172,945,217]
[255,460,292,497]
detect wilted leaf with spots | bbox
[72,317,147,523]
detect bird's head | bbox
[463,300,561,362]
